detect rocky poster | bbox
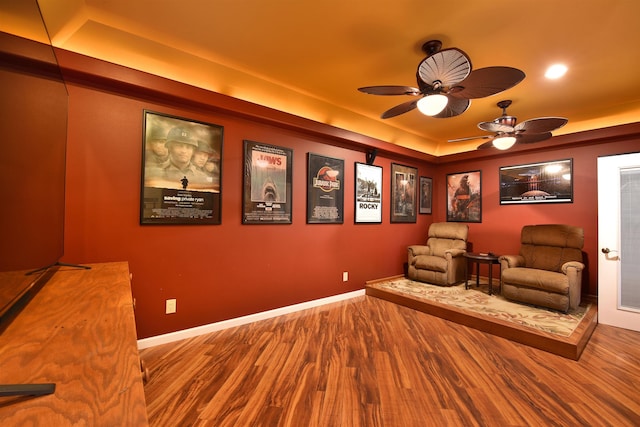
[355,162,382,224]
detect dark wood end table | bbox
[464,252,500,295]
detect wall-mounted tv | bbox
[0,4,67,332]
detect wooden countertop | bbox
[0,262,148,425]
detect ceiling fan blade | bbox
[449,66,526,99]
[417,48,471,87]
[478,121,514,133]
[432,96,470,118]
[380,99,419,119]
[448,135,492,143]
[516,132,553,144]
[515,117,568,133]
[358,85,421,96]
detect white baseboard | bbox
[137,289,366,350]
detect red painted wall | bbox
[55,49,640,339]
[57,51,435,339]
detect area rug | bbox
[367,277,589,338]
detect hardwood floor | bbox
[141,295,640,426]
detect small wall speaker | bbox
[366,149,377,165]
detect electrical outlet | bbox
[165,299,177,314]
[342,271,349,282]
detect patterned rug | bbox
[368,278,589,337]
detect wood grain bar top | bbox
[0,262,148,426]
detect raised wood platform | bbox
[366,276,598,360]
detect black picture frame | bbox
[242,140,293,224]
[140,110,223,225]
[446,170,482,223]
[354,162,383,223]
[419,176,433,214]
[390,163,417,223]
[306,153,344,224]
[499,159,573,204]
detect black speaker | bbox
[366,149,377,165]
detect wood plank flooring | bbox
[141,295,640,426]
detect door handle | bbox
[601,247,620,260]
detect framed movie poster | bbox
[499,159,573,204]
[140,110,223,225]
[307,153,344,224]
[446,170,482,223]
[391,163,417,223]
[419,176,433,214]
[243,140,293,224]
[354,162,382,223]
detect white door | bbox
[597,153,640,332]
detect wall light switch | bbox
[342,271,349,282]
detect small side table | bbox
[464,252,500,295]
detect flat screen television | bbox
[0,2,69,397]
[0,1,67,337]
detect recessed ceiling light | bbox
[545,64,568,79]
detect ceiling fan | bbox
[448,100,568,150]
[358,40,525,119]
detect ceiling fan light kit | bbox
[492,135,517,150]
[416,94,448,116]
[357,40,525,120]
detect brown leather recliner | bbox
[407,222,469,286]
[499,224,584,313]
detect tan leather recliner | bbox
[499,224,584,313]
[407,222,469,286]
